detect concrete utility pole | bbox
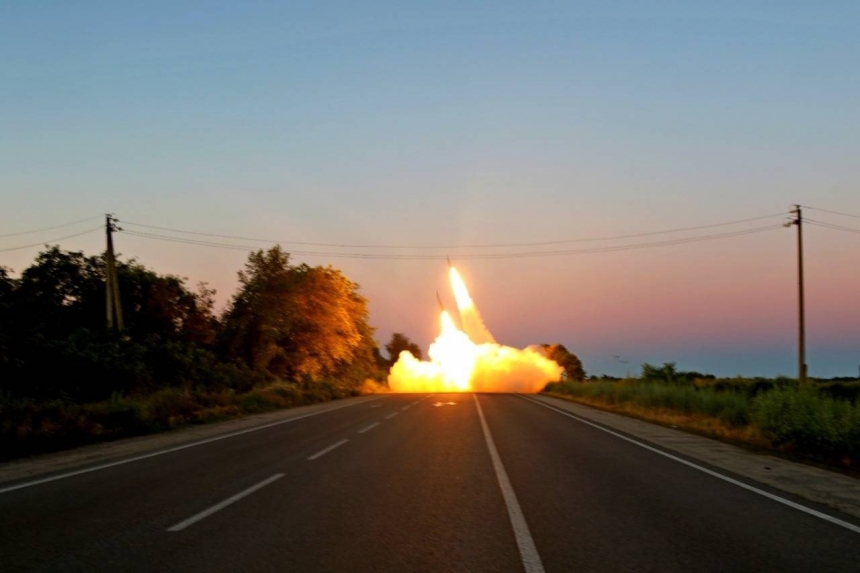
[788,206,806,383]
[105,214,124,331]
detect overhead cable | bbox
[805,219,860,235]
[0,227,103,253]
[120,212,787,250]
[0,215,101,238]
[802,206,860,220]
[121,224,784,260]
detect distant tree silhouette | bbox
[0,247,227,401]
[0,245,386,403]
[539,343,586,381]
[385,332,422,365]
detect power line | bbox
[805,219,860,235]
[120,212,787,250]
[0,215,101,238]
[802,205,860,220]
[0,227,103,253]
[121,224,784,260]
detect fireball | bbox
[387,266,563,393]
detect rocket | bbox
[436,290,445,313]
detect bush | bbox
[545,380,752,426]
[752,387,860,456]
[817,382,860,404]
[546,379,860,462]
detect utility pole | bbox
[787,206,806,383]
[105,214,124,331]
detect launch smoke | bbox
[387,267,562,393]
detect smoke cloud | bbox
[387,267,563,393]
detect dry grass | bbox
[544,380,860,470]
[0,378,385,461]
[545,391,770,449]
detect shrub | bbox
[545,380,753,426]
[752,387,860,456]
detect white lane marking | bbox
[0,397,387,495]
[401,405,410,411]
[411,401,419,405]
[474,395,545,573]
[385,412,399,419]
[358,422,380,434]
[519,395,860,535]
[167,473,284,532]
[307,439,349,461]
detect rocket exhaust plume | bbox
[388,265,562,393]
[449,266,495,344]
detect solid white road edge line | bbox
[167,473,284,531]
[0,397,387,495]
[307,439,349,461]
[518,394,860,535]
[358,422,380,434]
[474,394,545,573]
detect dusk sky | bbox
[2,1,858,377]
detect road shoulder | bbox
[533,394,860,519]
[0,395,387,486]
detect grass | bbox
[0,379,388,461]
[544,379,860,469]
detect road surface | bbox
[1,393,858,572]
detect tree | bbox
[640,362,712,385]
[0,247,228,401]
[539,344,586,381]
[0,267,18,371]
[221,246,373,382]
[385,332,422,365]
[117,262,218,346]
[13,247,105,338]
[0,266,16,299]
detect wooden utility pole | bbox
[105,214,124,331]
[788,206,806,382]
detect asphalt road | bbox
[1,393,859,572]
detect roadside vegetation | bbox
[544,362,860,470]
[0,246,390,461]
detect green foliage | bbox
[0,245,384,401]
[0,380,378,460]
[545,376,860,462]
[752,387,860,456]
[220,246,377,383]
[545,380,750,426]
[816,381,860,404]
[385,332,422,365]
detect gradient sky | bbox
[2,1,858,377]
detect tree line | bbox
[0,245,389,403]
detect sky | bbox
[1,1,859,377]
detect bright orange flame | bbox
[449,267,474,310]
[388,267,562,393]
[449,267,495,344]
